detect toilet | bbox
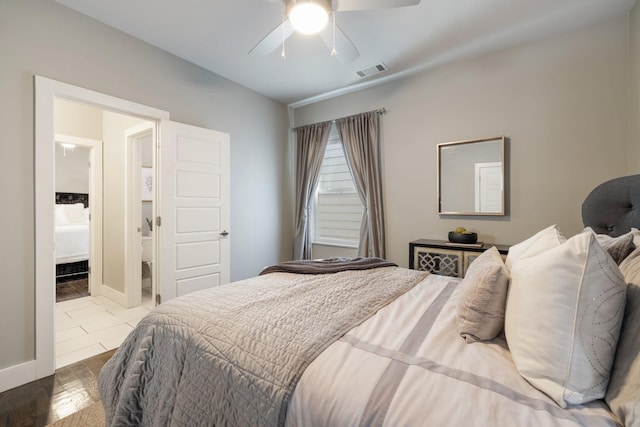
[141,235,153,290]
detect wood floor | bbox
[0,349,114,426]
[56,278,89,303]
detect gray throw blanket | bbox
[99,265,428,426]
[259,256,397,275]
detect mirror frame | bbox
[437,136,506,216]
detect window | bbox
[312,126,364,247]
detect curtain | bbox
[335,111,386,258]
[293,121,332,260]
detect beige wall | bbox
[0,0,290,372]
[55,99,103,140]
[55,144,90,194]
[102,111,150,293]
[294,16,632,268]
[54,100,101,194]
[631,2,640,173]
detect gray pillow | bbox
[606,247,640,426]
[457,246,510,343]
[589,228,636,265]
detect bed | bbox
[55,192,89,281]
[98,175,640,427]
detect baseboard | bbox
[100,284,127,307]
[0,360,36,393]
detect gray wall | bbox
[0,0,291,371]
[632,2,640,172]
[294,15,637,268]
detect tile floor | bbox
[55,292,154,368]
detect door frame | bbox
[34,76,169,380]
[124,123,156,308]
[54,134,103,296]
[474,161,502,213]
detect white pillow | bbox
[505,224,566,270]
[62,203,85,224]
[54,204,68,226]
[505,231,626,408]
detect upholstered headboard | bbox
[582,174,640,237]
[55,192,89,208]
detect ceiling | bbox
[53,0,636,106]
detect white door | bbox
[159,121,230,302]
[474,162,503,213]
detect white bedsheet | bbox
[55,224,89,264]
[286,274,620,427]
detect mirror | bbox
[437,136,505,215]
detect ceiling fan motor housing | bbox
[285,0,333,15]
[253,0,421,61]
[286,0,333,34]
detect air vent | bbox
[356,63,388,78]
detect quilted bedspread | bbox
[98,265,427,426]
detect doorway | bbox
[35,76,170,377]
[54,133,103,302]
[34,76,230,381]
[52,100,157,368]
[125,123,156,308]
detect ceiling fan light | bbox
[288,2,329,35]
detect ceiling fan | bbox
[249,0,421,63]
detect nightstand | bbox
[409,239,510,278]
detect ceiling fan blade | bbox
[249,20,294,57]
[335,0,420,11]
[319,24,359,64]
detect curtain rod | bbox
[291,108,386,131]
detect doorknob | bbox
[220,230,229,237]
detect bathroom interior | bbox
[140,131,153,298]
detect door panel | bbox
[474,162,502,213]
[177,274,221,296]
[176,208,219,233]
[159,121,230,302]
[177,171,220,198]
[481,168,502,211]
[176,241,220,269]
